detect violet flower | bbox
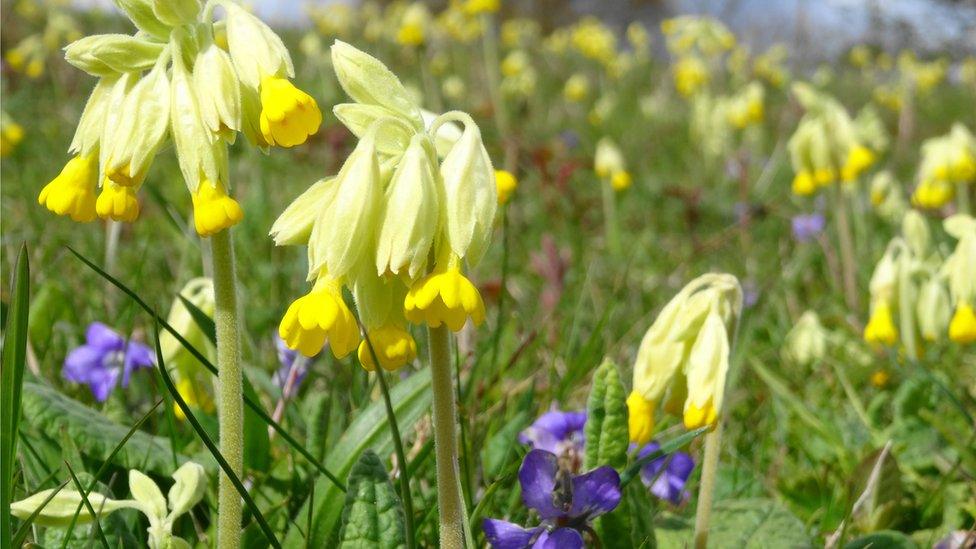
[791,213,826,242]
[62,322,155,402]
[272,335,308,394]
[518,409,586,457]
[483,449,621,549]
[637,442,695,504]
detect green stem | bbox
[896,254,918,361]
[428,325,470,549]
[211,229,243,549]
[693,422,722,549]
[832,185,859,311]
[957,182,971,216]
[601,180,620,256]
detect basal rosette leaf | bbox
[337,450,407,549]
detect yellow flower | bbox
[563,73,590,103]
[813,167,835,187]
[174,378,215,421]
[841,144,876,181]
[192,180,244,237]
[912,180,954,209]
[495,169,517,205]
[611,170,632,191]
[1,122,25,156]
[38,155,98,222]
[949,302,976,344]
[791,170,816,196]
[626,391,655,445]
[463,0,499,16]
[259,76,322,148]
[358,324,418,372]
[279,276,360,358]
[870,369,890,388]
[95,180,140,222]
[684,398,717,430]
[105,162,147,188]
[405,259,486,331]
[673,56,709,97]
[864,298,898,346]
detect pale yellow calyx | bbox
[259,76,322,148]
[38,155,98,222]
[192,180,244,237]
[358,324,418,372]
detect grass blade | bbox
[11,479,69,546]
[67,245,345,491]
[2,244,29,548]
[63,461,110,549]
[152,319,282,549]
[619,427,709,486]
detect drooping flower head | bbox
[627,273,743,444]
[38,0,319,235]
[942,214,976,344]
[482,449,621,549]
[63,322,155,401]
[271,42,496,371]
[594,137,631,191]
[912,124,976,210]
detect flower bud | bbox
[331,41,423,129]
[193,43,242,135]
[114,0,172,40]
[375,134,440,278]
[333,103,414,155]
[308,125,383,280]
[271,177,337,246]
[11,489,134,527]
[901,210,930,258]
[783,311,827,366]
[152,0,199,26]
[167,462,207,519]
[224,2,294,89]
[129,469,167,519]
[433,112,497,265]
[64,34,165,77]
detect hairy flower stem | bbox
[211,229,243,549]
[428,324,469,549]
[693,422,723,549]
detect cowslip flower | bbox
[637,442,695,504]
[783,311,827,366]
[594,137,632,191]
[272,42,496,370]
[912,124,976,210]
[1,113,25,157]
[39,0,319,234]
[495,169,518,205]
[563,73,590,103]
[482,449,621,549]
[942,215,976,344]
[62,322,154,402]
[627,274,743,444]
[863,243,901,347]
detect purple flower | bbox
[517,409,586,457]
[482,449,621,549]
[272,335,307,395]
[637,442,695,504]
[62,322,155,402]
[791,213,826,242]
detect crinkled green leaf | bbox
[844,531,918,549]
[584,360,629,471]
[338,450,406,549]
[707,498,813,548]
[21,382,190,475]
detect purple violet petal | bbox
[63,345,106,384]
[569,466,621,519]
[482,519,541,549]
[532,528,583,549]
[518,450,562,520]
[85,322,125,351]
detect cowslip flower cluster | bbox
[861,211,972,352]
[627,274,743,444]
[662,16,735,97]
[272,41,496,372]
[482,449,621,549]
[752,44,790,88]
[788,84,881,196]
[12,462,206,548]
[38,0,320,235]
[594,137,632,191]
[1,112,25,157]
[911,124,976,209]
[4,1,82,79]
[689,81,764,160]
[62,322,155,402]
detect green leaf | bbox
[20,382,190,475]
[338,451,406,549]
[707,498,813,548]
[654,512,692,549]
[284,369,432,547]
[1,244,28,548]
[584,360,629,471]
[843,531,918,549]
[481,412,528,480]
